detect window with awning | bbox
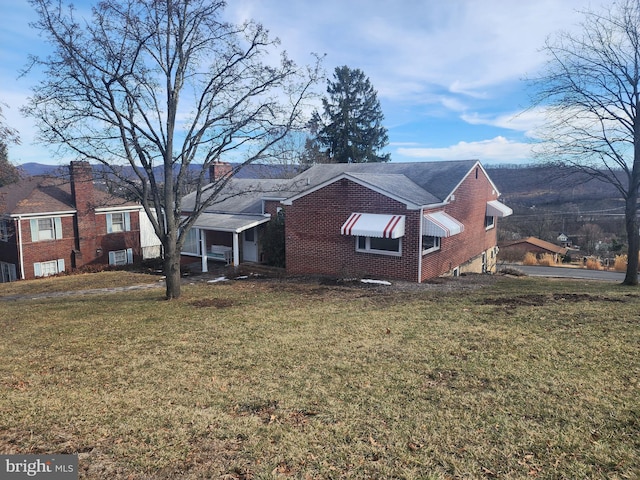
[486,200,513,217]
[341,213,405,239]
[423,211,464,237]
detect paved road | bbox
[502,264,626,282]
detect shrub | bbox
[537,253,556,266]
[585,258,603,270]
[523,252,538,265]
[613,255,627,272]
[261,211,286,268]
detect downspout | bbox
[417,209,423,283]
[17,216,25,280]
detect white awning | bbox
[486,200,513,217]
[423,211,464,237]
[341,213,405,239]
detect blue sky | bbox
[0,0,609,166]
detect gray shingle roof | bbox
[285,160,479,205]
[182,178,295,214]
[182,160,481,215]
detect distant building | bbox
[0,161,148,282]
[500,236,569,263]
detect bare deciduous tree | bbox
[24,0,320,299]
[532,0,640,285]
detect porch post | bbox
[233,232,240,266]
[200,229,208,273]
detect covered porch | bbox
[182,213,271,273]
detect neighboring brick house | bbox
[499,236,569,263]
[182,159,512,283]
[0,161,143,281]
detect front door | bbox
[243,228,258,262]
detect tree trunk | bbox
[163,234,182,300]
[623,192,639,285]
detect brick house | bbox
[282,160,511,282]
[0,161,143,281]
[182,160,512,283]
[499,236,569,263]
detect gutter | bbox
[417,208,423,283]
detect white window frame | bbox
[30,217,63,242]
[108,248,134,266]
[356,236,402,256]
[485,215,495,229]
[422,235,441,254]
[107,211,131,234]
[34,259,65,278]
[0,219,9,242]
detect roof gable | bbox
[282,160,481,207]
[505,236,568,255]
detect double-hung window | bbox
[30,217,63,241]
[107,212,131,233]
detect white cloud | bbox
[397,136,534,164]
[227,0,600,104]
[461,107,548,138]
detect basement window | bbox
[109,248,134,266]
[34,259,65,277]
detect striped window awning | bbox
[341,213,405,239]
[423,211,464,237]
[486,200,513,217]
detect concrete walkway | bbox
[0,282,165,302]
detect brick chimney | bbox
[69,161,97,267]
[209,161,232,182]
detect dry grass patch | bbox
[0,276,638,479]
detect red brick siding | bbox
[70,162,97,264]
[17,211,141,280]
[420,166,498,281]
[285,167,502,283]
[94,211,141,264]
[285,180,421,281]
[263,200,281,216]
[20,215,76,279]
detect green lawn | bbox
[1,274,638,479]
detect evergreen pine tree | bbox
[315,66,390,163]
